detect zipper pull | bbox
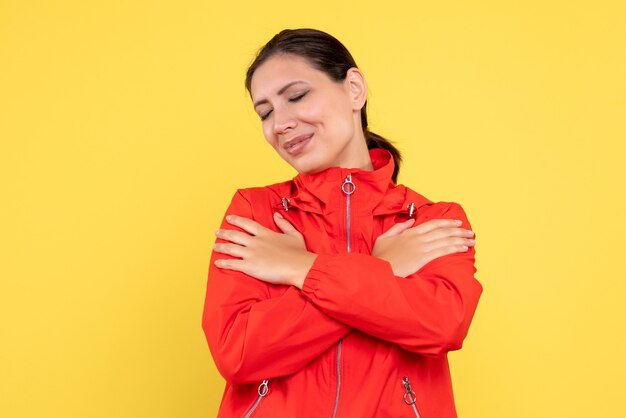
[402,376,417,405]
[407,202,416,217]
[257,379,269,397]
[341,174,356,195]
[281,197,290,211]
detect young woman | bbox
[202,28,482,418]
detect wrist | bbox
[291,252,317,289]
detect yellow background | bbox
[1,1,625,417]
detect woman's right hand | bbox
[371,218,475,278]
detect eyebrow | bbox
[253,81,307,109]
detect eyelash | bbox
[289,91,308,102]
[260,91,309,121]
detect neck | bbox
[334,130,373,171]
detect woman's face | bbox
[250,54,369,174]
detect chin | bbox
[288,159,329,175]
[278,151,322,174]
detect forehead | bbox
[250,54,331,100]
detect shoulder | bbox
[401,185,472,226]
[233,179,294,205]
[225,180,295,220]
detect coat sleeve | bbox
[202,189,352,385]
[300,202,483,357]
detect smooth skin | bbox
[251,54,372,174]
[214,213,475,288]
[214,54,475,286]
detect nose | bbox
[272,108,297,136]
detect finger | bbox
[421,244,470,265]
[225,214,266,236]
[215,229,253,246]
[418,227,474,243]
[378,218,415,238]
[214,258,247,272]
[412,218,463,235]
[213,243,248,259]
[273,212,301,236]
[426,237,475,251]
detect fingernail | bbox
[225,215,232,222]
[455,220,463,225]
[468,239,475,245]
[214,229,221,236]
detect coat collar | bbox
[278,149,426,216]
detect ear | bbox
[345,68,368,111]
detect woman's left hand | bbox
[213,212,317,289]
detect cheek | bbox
[318,107,354,140]
[262,124,278,147]
[309,95,353,131]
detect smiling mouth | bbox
[283,133,313,155]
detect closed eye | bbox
[289,91,308,102]
[259,91,308,121]
[260,109,272,121]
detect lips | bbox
[283,133,313,155]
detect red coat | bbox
[203,149,482,417]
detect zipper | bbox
[331,340,342,418]
[243,379,269,418]
[330,174,356,418]
[341,174,355,252]
[402,377,422,418]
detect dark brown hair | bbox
[245,28,402,183]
